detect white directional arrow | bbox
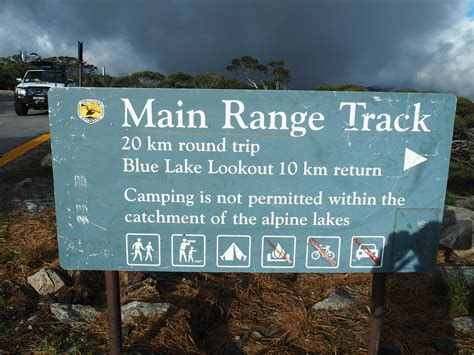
[403,148,428,171]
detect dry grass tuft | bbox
[0,208,58,282]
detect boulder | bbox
[439,220,472,250]
[24,200,38,211]
[27,268,65,295]
[250,331,263,339]
[50,303,98,329]
[456,197,474,211]
[443,205,474,225]
[452,316,474,335]
[40,153,52,168]
[452,248,474,264]
[310,289,357,311]
[437,265,474,284]
[121,301,171,322]
[443,206,457,227]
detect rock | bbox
[442,206,474,257]
[443,206,457,227]
[40,153,52,168]
[310,289,357,311]
[439,220,472,250]
[50,303,98,329]
[24,200,38,211]
[432,338,458,353]
[27,268,65,295]
[437,265,474,284]
[15,178,32,187]
[250,331,263,339]
[444,205,474,224]
[452,248,474,264]
[452,316,474,335]
[456,197,474,211]
[121,301,171,322]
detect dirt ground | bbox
[0,207,472,353]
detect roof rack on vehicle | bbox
[19,50,63,71]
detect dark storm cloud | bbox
[1,0,472,96]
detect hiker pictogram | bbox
[132,238,144,261]
[172,234,206,267]
[145,242,155,261]
[126,233,161,267]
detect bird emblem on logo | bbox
[77,99,104,124]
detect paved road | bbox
[0,91,50,155]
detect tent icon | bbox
[220,242,247,261]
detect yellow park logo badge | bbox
[77,99,104,124]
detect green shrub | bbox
[446,275,470,315]
[444,191,457,206]
[38,326,90,353]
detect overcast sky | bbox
[1,0,473,98]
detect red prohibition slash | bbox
[308,238,337,266]
[266,238,292,264]
[353,238,381,265]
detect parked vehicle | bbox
[14,69,75,116]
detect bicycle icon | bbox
[310,245,335,260]
[306,236,340,269]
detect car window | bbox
[24,71,66,83]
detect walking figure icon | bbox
[172,234,206,267]
[132,238,145,261]
[126,233,160,266]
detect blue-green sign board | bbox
[48,88,456,272]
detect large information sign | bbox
[49,89,456,272]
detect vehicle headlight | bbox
[15,88,26,95]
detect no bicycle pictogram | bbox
[306,237,340,268]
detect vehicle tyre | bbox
[328,251,336,259]
[14,100,28,116]
[311,251,321,260]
